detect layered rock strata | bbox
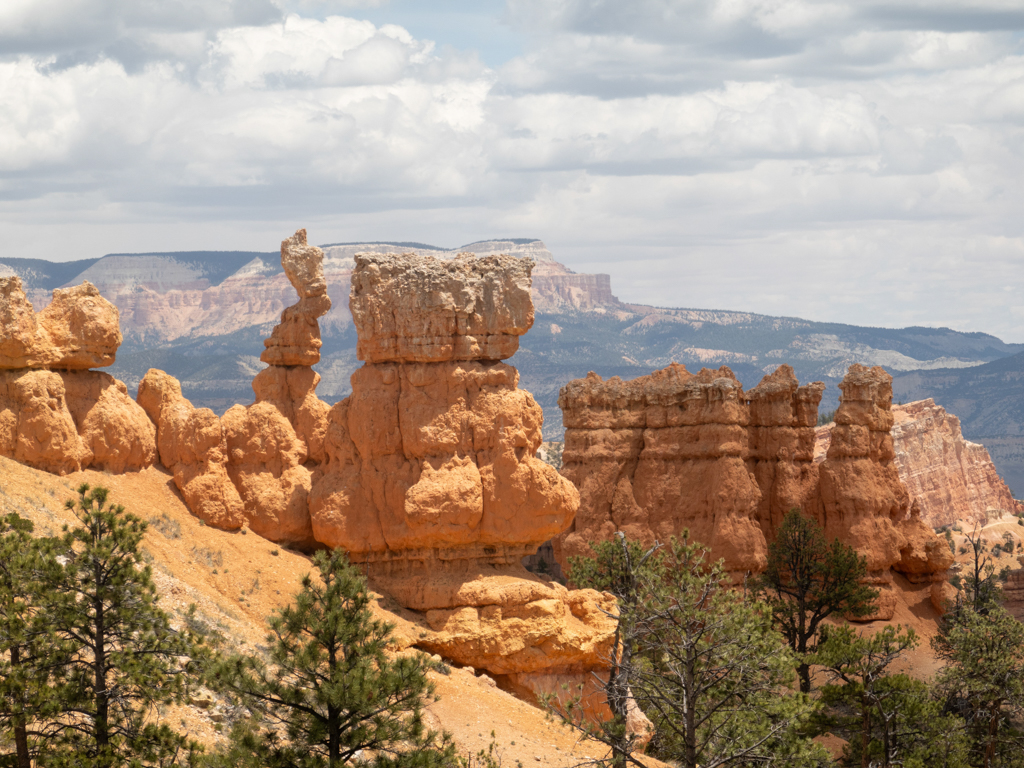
[816,399,1021,528]
[0,278,154,474]
[139,231,331,545]
[557,362,952,620]
[892,400,1022,527]
[308,252,618,699]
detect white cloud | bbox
[2,0,1024,342]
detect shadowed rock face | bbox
[557,362,953,621]
[0,277,154,475]
[556,363,823,576]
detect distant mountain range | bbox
[5,239,1023,491]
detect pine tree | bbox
[950,524,1002,615]
[932,607,1024,768]
[815,624,968,768]
[46,484,204,768]
[565,533,660,768]
[0,513,67,768]
[755,508,878,693]
[567,532,826,768]
[208,549,456,768]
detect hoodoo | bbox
[818,401,1023,525]
[139,230,331,545]
[134,234,619,713]
[557,362,954,619]
[308,252,618,705]
[0,276,155,474]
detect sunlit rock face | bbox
[139,230,332,547]
[0,276,154,475]
[557,362,954,622]
[305,250,619,696]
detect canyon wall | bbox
[8,239,619,346]
[557,363,954,619]
[815,399,1022,529]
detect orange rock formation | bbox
[0,277,154,474]
[816,399,1022,528]
[307,252,616,690]
[139,230,331,546]
[134,241,612,701]
[557,363,953,620]
[1,277,122,370]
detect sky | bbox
[2,1,1024,341]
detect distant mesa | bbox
[0,238,621,348]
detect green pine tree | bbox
[567,532,826,768]
[0,513,67,768]
[46,484,204,768]
[755,508,878,693]
[207,549,456,768]
[815,624,968,768]
[932,607,1024,768]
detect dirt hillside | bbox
[0,455,669,766]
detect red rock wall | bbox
[816,399,1023,529]
[557,363,952,618]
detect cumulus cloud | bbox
[1,0,1024,341]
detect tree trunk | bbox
[95,562,110,768]
[984,707,1000,768]
[797,597,811,693]
[796,661,811,694]
[328,637,339,768]
[9,646,31,768]
[684,652,697,768]
[860,691,871,768]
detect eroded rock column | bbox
[308,252,617,696]
[0,276,155,474]
[556,363,768,577]
[139,230,331,545]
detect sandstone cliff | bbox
[557,362,953,620]
[815,399,1023,529]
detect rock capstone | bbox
[1,277,122,370]
[349,252,533,364]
